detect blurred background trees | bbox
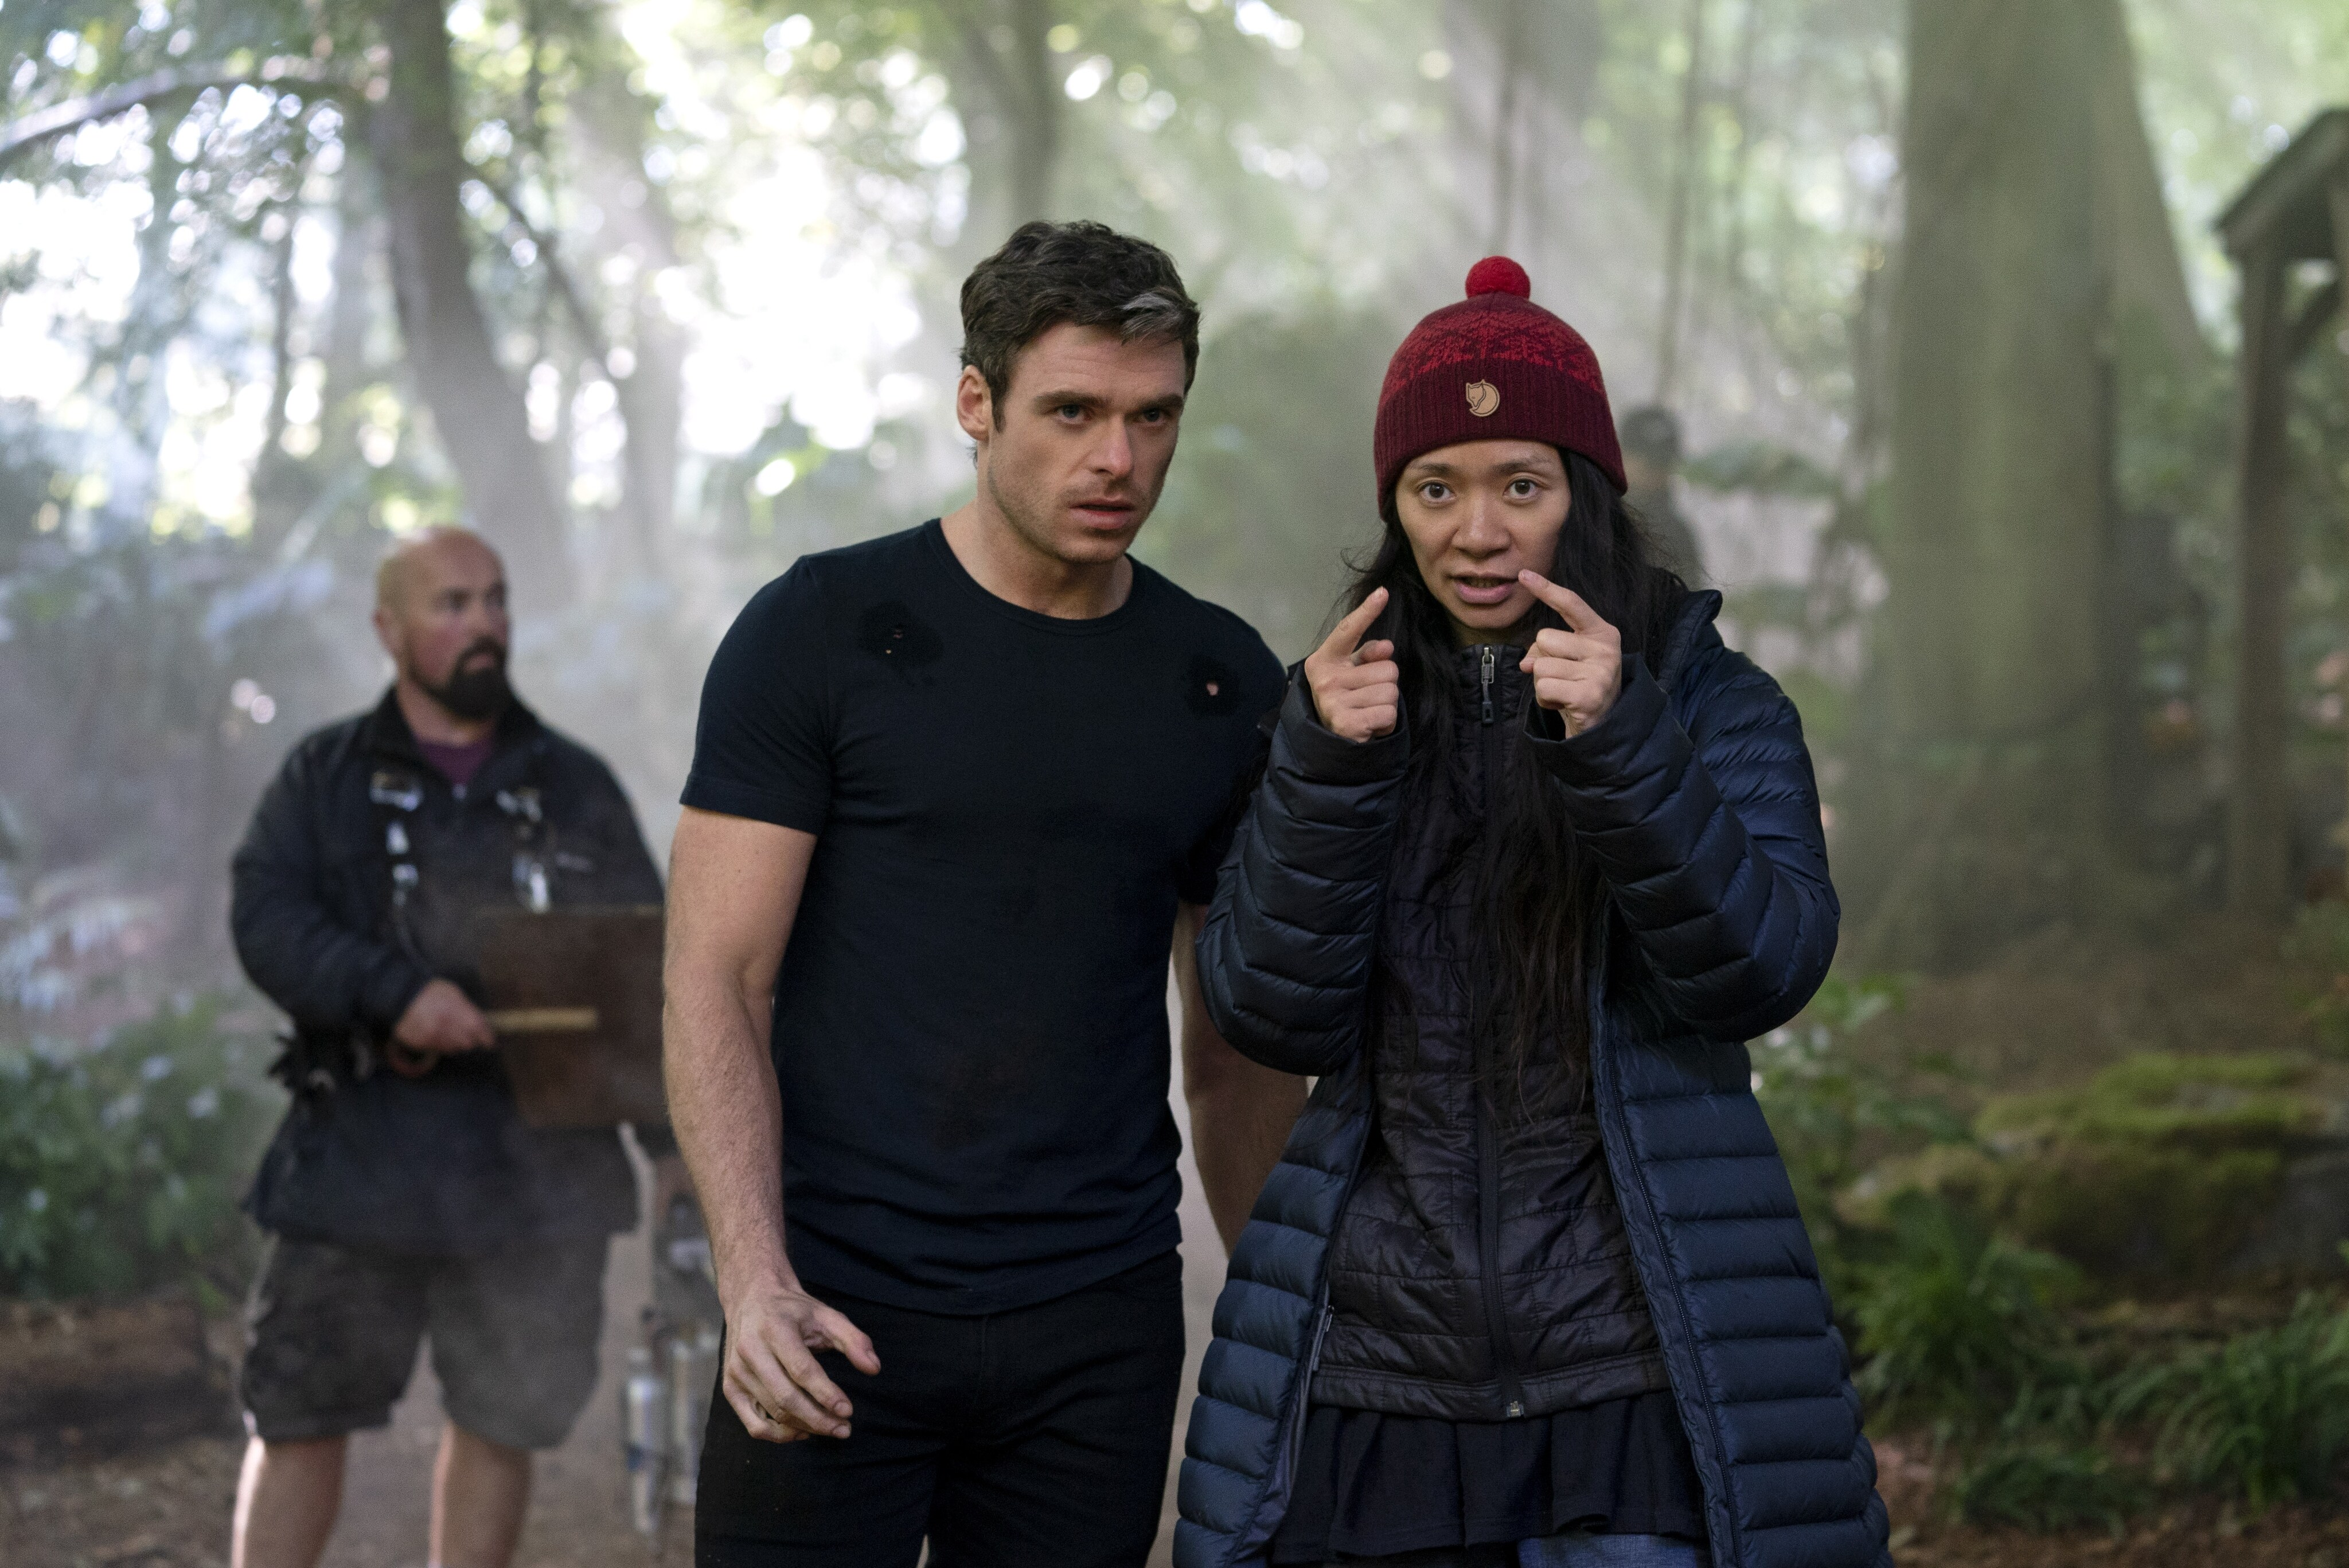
[3,0,2346,989]
[0,0,2343,972]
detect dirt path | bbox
[0,1046,1228,1568]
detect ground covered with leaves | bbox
[0,1292,682,1568]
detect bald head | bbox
[376,526,504,614]
[372,527,514,727]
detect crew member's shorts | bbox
[240,1233,609,1451]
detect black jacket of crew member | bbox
[232,689,662,1255]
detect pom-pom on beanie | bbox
[1373,256,1626,509]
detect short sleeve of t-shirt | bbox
[1171,682,1281,906]
[680,564,834,833]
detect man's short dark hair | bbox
[959,221,1200,422]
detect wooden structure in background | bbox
[2217,109,2349,916]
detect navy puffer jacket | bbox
[1176,591,1892,1568]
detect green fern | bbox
[1953,1440,2147,1533]
[1852,1191,2078,1424]
[2110,1294,2349,1510]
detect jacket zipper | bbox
[1281,1301,1337,1487]
[1472,647,1527,1419]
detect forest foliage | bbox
[2,0,2342,974]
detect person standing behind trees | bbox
[1619,405,1705,587]
[665,221,1304,1567]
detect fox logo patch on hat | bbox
[1465,380,1500,417]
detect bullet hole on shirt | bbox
[857,601,943,669]
[1185,654,1240,716]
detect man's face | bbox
[958,322,1189,568]
[373,535,512,721]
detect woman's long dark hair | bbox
[1345,449,1686,1104]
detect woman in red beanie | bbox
[1174,261,1887,1568]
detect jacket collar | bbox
[1654,588,1724,691]
[357,685,543,769]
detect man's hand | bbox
[722,1276,880,1444]
[1303,587,1399,743]
[1516,570,1624,737]
[392,978,495,1053]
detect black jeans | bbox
[694,1250,1186,1568]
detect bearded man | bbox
[227,526,668,1568]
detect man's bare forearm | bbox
[662,810,816,1318]
[664,974,795,1312]
[1185,1063,1307,1252]
[1174,903,1307,1252]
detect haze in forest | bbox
[0,0,2344,1083]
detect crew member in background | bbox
[666,220,1304,1567]
[1619,404,1706,586]
[228,526,673,1568]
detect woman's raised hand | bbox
[1304,587,1400,744]
[1516,570,1624,736]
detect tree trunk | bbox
[1652,0,1709,405]
[1484,0,1526,254]
[1847,0,2110,967]
[1697,0,1765,371]
[251,208,302,547]
[2086,0,2204,367]
[370,0,569,596]
[944,0,1060,251]
[1441,0,1604,272]
[569,59,685,563]
[104,109,185,539]
[319,142,376,467]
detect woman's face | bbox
[1394,439,1571,645]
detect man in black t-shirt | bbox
[667,222,1304,1567]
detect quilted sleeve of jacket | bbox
[1526,647,1837,1042]
[229,736,431,1037]
[1196,673,1411,1075]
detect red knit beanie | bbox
[1373,256,1626,509]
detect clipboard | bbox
[474,904,666,1129]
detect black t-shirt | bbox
[682,520,1285,1313]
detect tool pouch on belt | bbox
[268,1023,383,1114]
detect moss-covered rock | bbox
[1978,1052,2322,1152]
[1849,1053,2345,1286]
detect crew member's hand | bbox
[1303,587,1400,744]
[1516,570,1624,737]
[392,978,497,1054]
[724,1276,881,1444]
